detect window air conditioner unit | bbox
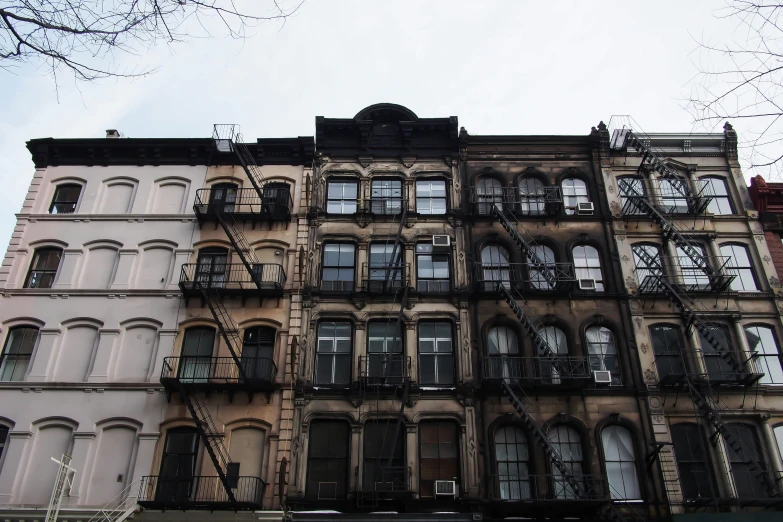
[577,202,594,215]
[579,279,596,291]
[432,235,451,252]
[593,370,613,384]
[435,480,457,498]
[317,482,337,500]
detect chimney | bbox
[106,129,121,138]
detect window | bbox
[572,245,604,291]
[723,424,770,498]
[307,421,349,500]
[494,426,530,500]
[601,426,640,500]
[363,422,405,492]
[195,248,228,289]
[528,244,556,291]
[262,182,291,216]
[659,179,690,214]
[367,322,404,383]
[632,244,663,288]
[326,180,358,214]
[700,177,733,215]
[745,325,783,384]
[156,428,199,503]
[420,422,459,498]
[519,178,545,215]
[49,184,81,214]
[208,183,238,213]
[774,425,783,464]
[480,244,511,291]
[671,424,714,500]
[617,176,645,214]
[538,325,568,384]
[416,179,447,214]
[315,322,352,385]
[475,178,504,215]
[650,325,686,384]
[368,243,404,291]
[676,245,710,290]
[0,426,7,461]
[587,327,620,385]
[699,325,737,381]
[487,326,521,380]
[24,248,62,289]
[322,243,355,292]
[370,179,403,214]
[0,326,38,381]
[241,326,275,380]
[416,243,449,293]
[548,426,584,499]
[418,322,454,386]
[720,244,758,292]
[562,178,588,215]
[178,327,214,382]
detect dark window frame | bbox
[700,176,734,215]
[0,326,39,382]
[369,178,404,214]
[321,242,356,292]
[363,421,406,492]
[561,178,589,215]
[419,421,460,498]
[719,242,759,292]
[156,427,200,503]
[49,183,82,214]
[306,420,350,500]
[649,324,686,383]
[326,179,359,215]
[493,425,531,500]
[24,248,63,289]
[314,321,352,386]
[745,324,783,385]
[671,423,715,501]
[415,178,448,215]
[572,244,605,292]
[241,326,276,380]
[415,243,451,293]
[724,423,770,499]
[418,321,455,386]
[631,243,664,287]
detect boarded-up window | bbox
[115,326,156,381]
[83,248,117,289]
[229,428,265,478]
[22,425,72,503]
[99,182,135,214]
[88,427,136,504]
[152,182,187,214]
[420,422,459,498]
[55,326,98,382]
[137,248,172,289]
[306,421,349,500]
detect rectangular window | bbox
[322,244,355,292]
[745,325,783,384]
[0,426,7,461]
[416,180,447,214]
[720,244,758,292]
[157,429,198,503]
[420,422,459,498]
[370,179,403,214]
[650,325,685,384]
[367,243,405,291]
[363,422,405,492]
[658,179,690,214]
[416,244,450,293]
[315,322,351,385]
[676,245,711,290]
[699,178,733,215]
[326,181,358,214]
[699,325,737,381]
[49,184,81,214]
[632,244,663,288]
[0,327,38,381]
[367,322,404,383]
[419,322,454,385]
[671,424,715,501]
[24,249,62,289]
[307,422,349,500]
[723,424,770,499]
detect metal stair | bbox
[213,210,267,293]
[213,125,266,196]
[194,283,245,375]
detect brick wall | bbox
[765,230,783,278]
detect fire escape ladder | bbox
[624,130,693,196]
[196,284,246,376]
[497,284,554,357]
[178,385,237,503]
[213,125,266,198]
[383,204,408,284]
[490,205,559,289]
[213,210,266,293]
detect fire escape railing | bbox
[470,186,563,217]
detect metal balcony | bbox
[470,187,563,217]
[179,263,286,298]
[489,473,609,502]
[637,256,735,294]
[655,352,764,388]
[161,356,276,392]
[620,178,713,216]
[682,469,783,508]
[361,263,410,293]
[363,196,408,217]
[138,475,265,510]
[482,356,592,388]
[474,263,576,293]
[194,187,293,223]
[359,354,411,387]
[360,465,412,496]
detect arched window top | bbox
[24,247,63,289]
[519,177,544,193]
[487,325,519,355]
[573,245,604,292]
[49,183,83,214]
[538,325,567,355]
[601,425,641,500]
[481,244,510,265]
[477,177,504,190]
[562,178,589,216]
[0,325,39,381]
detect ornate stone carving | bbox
[640,343,648,354]
[770,276,780,287]
[621,255,630,263]
[644,369,657,383]
[764,255,771,264]
[634,317,643,329]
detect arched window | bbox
[700,177,733,215]
[0,326,39,381]
[529,245,556,291]
[24,248,62,289]
[481,245,511,291]
[631,244,663,288]
[208,183,238,213]
[720,243,758,292]
[195,248,228,289]
[601,426,640,500]
[156,428,199,503]
[49,184,82,214]
[723,424,770,499]
[538,326,567,384]
[774,425,783,464]
[179,327,215,382]
[475,178,504,215]
[494,426,530,500]
[519,178,545,215]
[586,327,620,384]
[241,326,276,381]
[671,423,714,500]
[617,176,645,214]
[548,425,583,499]
[487,326,520,380]
[745,325,783,385]
[572,245,604,291]
[307,421,349,500]
[562,178,588,215]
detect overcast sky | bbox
[0,1,742,250]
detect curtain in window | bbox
[601,426,641,500]
[494,426,530,500]
[487,326,521,380]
